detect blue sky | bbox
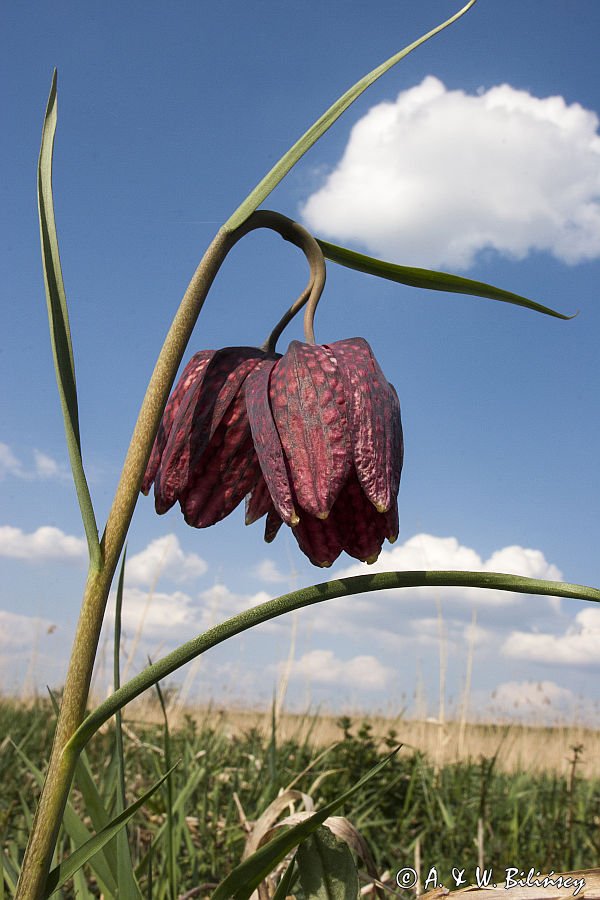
[2,1,600,722]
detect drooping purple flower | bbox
[143,337,403,568]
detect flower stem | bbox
[15,210,328,900]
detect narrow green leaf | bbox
[318,239,574,320]
[38,70,101,568]
[225,1,477,231]
[297,826,359,900]
[135,762,207,879]
[0,853,6,900]
[69,570,600,754]
[113,549,144,898]
[271,854,298,900]
[212,749,398,900]
[153,675,176,900]
[45,763,179,897]
[1,846,20,893]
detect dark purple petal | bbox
[291,512,343,567]
[245,359,298,525]
[264,508,283,544]
[245,474,273,526]
[179,389,262,527]
[154,347,266,513]
[142,350,215,496]
[331,471,388,563]
[329,337,402,514]
[270,341,351,520]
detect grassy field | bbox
[2,697,600,897]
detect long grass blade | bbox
[318,240,574,320]
[113,549,143,897]
[69,570,600,753]
[135,762,207,879]
[153,675,176,900]
[224,1,477,231]
[271,854,297,900]
[44,763,178,897]
[37,70,101,568]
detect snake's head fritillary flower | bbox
[143,337,402,568]
[245,337,403,567]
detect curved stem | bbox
[261,272,314,353]
[260,217,326,350]
[302,242,326,344]
[15,209,322,900]
[67,569,600,755]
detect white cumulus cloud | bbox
[503,607,600,667]
[336,533,562,609]
[282,649,393,690]
[301,76,600,269]
[0,526,86,561]
[125,535,208,586]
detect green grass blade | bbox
[318,240,574,320]
[271,855,297,900]
[113,549,144,898]
[44,763,178,897]
[37,70,101,569]
[0,856,4,900]
[212,749,399,900]
[135,762,207,879]
[153,676,176,900]
[224,1,477,231]
[2,845,20,894]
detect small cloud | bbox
[0,610,57,647]
[280,649,394,690]
[33,450,69,481]
[253,559,288,584]
[503,608,600,667]
[0,443,25,479]
[488,680,575,719]
[0,525,86,561]
[0,443,69,482]
[301,76,600,269]
[125,535,208,586]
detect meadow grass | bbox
[2,696,600,897]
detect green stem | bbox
[14,210,319,900]
[67,570,600,756]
